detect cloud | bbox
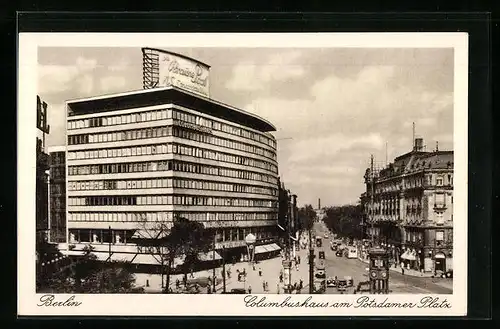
[225,51,305,91]
[100,76,127,93]
[242,64,453,206]
[108,58,130,72]
[38,56,97,95]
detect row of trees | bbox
[323,204,364,240]
[37,217,214,294]
[37,243,142,293]
[298,204,316,232]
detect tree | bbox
[323,204,364,240]
[134,216,213,293]
[298,204,316,232]
[37,243,143,293]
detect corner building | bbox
[362,138,453,274]
[66,86,280,265]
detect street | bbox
[135,220,452,294]
[312,221,453,294]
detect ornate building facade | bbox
[362,138,453,274]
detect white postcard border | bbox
[18,32,468,316]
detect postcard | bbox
[18,32,468,316]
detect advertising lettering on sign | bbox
[142,48,210,97]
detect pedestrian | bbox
[248,285,252,294]
[176,278,180,289]
[277,284,280,294]
[190,269,194,278]
[227,268,231,279]
[265,281,269,291]
[207,285,212,294]
[262,281,266,292]
[299,279,303,290]
[402,266,405,275]
[258,267,262,276]
[279,273,283,283]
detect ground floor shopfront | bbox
[364,223,453,274]
[60,236,282,275]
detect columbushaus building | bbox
[65,72,281,266]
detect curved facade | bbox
[65,87,280,263]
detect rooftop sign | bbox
[142,48,210,98]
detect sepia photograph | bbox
[19,33,468,316]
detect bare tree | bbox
[134,218,173,292]
[133,216,213,293]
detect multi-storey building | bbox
[64,86,281,268]
[362,138,453,274]
[276,180,299,258]
[48,146,67,243]
[36,95,50,244]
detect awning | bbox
[132,254,163,265]
[268,243,281,251]
[197,251,222,261]
[61,250,85,257]
[91,252,112,262]
[254,245,269,254]
[110,253,137,262]
[255,243,281,254]
[401,251,416,261]
[131,229,170,239]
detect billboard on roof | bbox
[142,47,210,98]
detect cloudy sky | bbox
[38,47,454,207]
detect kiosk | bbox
[368,247,390,294]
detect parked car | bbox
[324,234,329,239]
[337,279,348,293]
[315,270,326,279]
[335,250,343,257]
[344,276,354,287]
[314,279,326,294]
[442,270,453,278]
[326,277,337,288]
[225,288,246,294]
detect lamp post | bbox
[222,245,226,293]
[212,233,216,293]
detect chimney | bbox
[435,141,439,152]
[414,138,424,152]
[318,198,321,210]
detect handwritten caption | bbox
[38,295,82,307]
[244,295,451,309]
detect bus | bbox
[347,247,358,259]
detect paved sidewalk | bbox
[135,247,311,293]
[221,247,310,294]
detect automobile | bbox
[223,288,247,294]
[330,244,338,251]
[355,281,371,293]
[344,276,354,287]
[326,277,337,288]
[314,279,326,293]
[318,251,325,260]
[324,234,329,239]
[442,270,453,279]
[337,279,348,293]
[315,270,326,279]
[335,250,343,257]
